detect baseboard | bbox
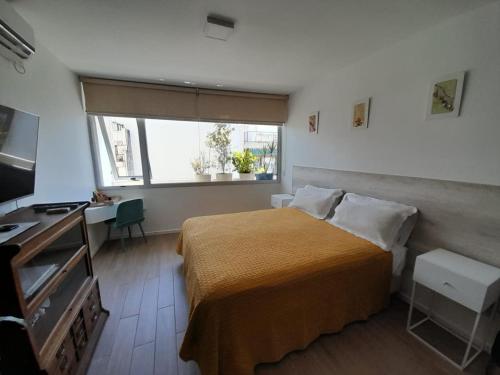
[107,227,181,240]
[398,290,494,352]
[92,228,181,256]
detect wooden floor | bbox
[87,234,490,375]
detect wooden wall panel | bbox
[292,165,500,267]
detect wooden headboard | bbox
[292,165,500,267]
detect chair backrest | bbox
[115,199,144,227]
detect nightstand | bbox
[407,248,500,369]
[271,194,294,208]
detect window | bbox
[89,115,281,188]
[89,116,143,186]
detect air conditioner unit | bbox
[0,0,35,64]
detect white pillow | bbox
[289,186,343,219]
[304,185,344,215]
[328,193,417,250]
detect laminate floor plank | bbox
[92,282,128,360]
[121,279,145,318]
[154,306,178,375]
[158,242,175,308]
[106,315,138,375]
[135,276,160,346]
[173,261,189,334]
[130,342,155,375]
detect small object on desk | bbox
[0,224,19,232]
[92,190,114,203]
[46,207,71,215]
[0,222,39,245]
[407,248,500,370]
[32,202,79,213]
[271,193,294,208]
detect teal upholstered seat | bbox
[105,199,146,250]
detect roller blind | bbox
[81,77,288,124]
[81,78,198,120]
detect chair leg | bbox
[107,224,111,242]
[128,226,132,239]
[120,227,125,251]
[138,223,147,242]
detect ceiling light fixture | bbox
[204,14,235,41]
[216,84,224,87]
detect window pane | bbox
[144,120,279,184]
[92,116,143,186]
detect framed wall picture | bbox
[308,111,319,134]
[352,98,370,129]
[426,71,465,120]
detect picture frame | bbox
[352,98,370,129]
[426,71,465,120]
[308,111,319,134]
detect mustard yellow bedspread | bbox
[176,208,392,375]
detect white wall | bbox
[283,2,500,193]
[0,43,95,213]
[283,2,500,348]
[98,183,280,236]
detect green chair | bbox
[105,199,146,250]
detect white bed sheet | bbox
[391,244,407,276]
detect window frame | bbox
[87,114,282,190]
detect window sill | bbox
[97,178,280,191]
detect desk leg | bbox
[407,281,416,330]
[462,312,481,369]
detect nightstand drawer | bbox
[414,249,500,313]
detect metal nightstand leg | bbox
[406,281,417,330]
[407,282,496,370]
[462,299,500,368]
[461,312,482,369]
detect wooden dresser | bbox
[0,202,108,375]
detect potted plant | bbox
[206,123,233,181]
[191,153,212,182]
[256,140,276,180]
[232,149,256,180]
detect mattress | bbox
[176,207,392,375]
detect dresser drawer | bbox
[414,249,500,313]
[49,332,77,375]
[83,284,101,335]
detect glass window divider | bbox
[137,118,152,187]
[97,115,120,180]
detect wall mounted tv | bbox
[0,104,39,204]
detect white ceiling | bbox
[11,0,495,94]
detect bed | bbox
[176,207,393,375]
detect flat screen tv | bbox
[0,104,39,204]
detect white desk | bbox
[84,198,143,224]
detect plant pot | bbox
[238,172,255,181]
[216,173,233,181]
[256,173,274,181]
[194,174,211,182]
